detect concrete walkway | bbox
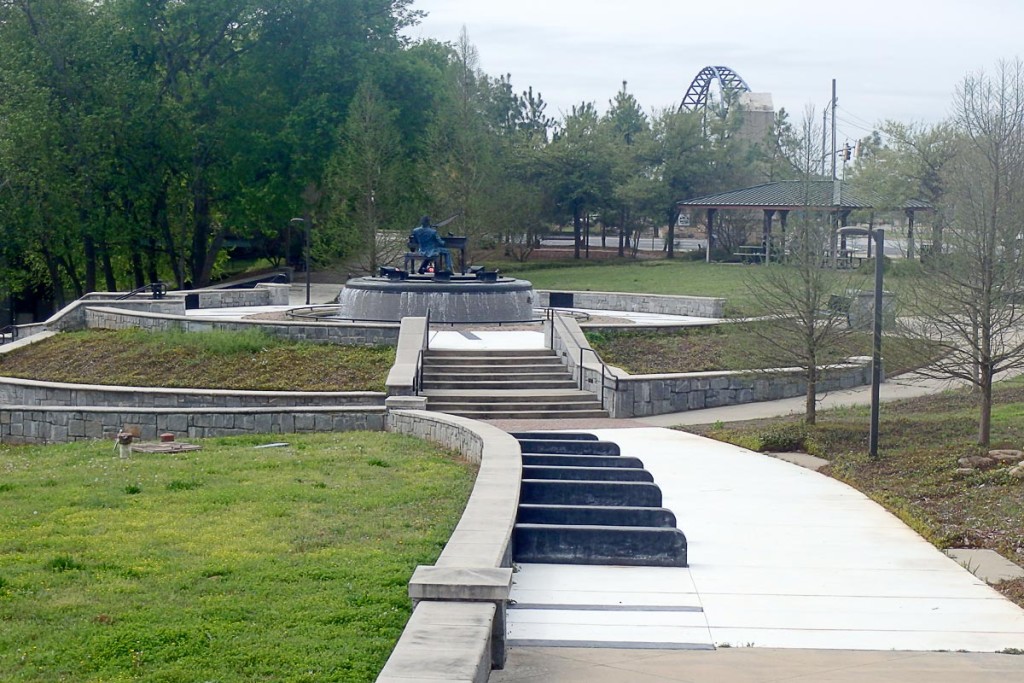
[493,428,1024,682]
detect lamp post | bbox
[290,216,311,305]
[838,226,885,457]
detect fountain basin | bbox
[338,275,536,323]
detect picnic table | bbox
[733,244,767,264]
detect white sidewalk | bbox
[507,427,1024,652]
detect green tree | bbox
[324,79,408,272]
[541,102,616,259]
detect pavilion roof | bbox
[677,180,932,212]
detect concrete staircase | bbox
[420,348,607,420]
[510,432,688,567]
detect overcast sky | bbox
[405,0,1024,142]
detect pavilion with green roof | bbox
[676,180,933,263]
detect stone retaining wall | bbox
[382,410,521,679]
[0,376,384,410]
[609,362,873,417]
[193,282,290,308]
[85,307,399,345]
[538,289,725,319]
[548,313,872,418]
[0,405,384,444]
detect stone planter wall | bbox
[537,289,725,319]
[85,307,399,345]
[0,376,384,410]
[548,313,872,418]
[0,405,384,444]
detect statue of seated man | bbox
[410,216,452,273]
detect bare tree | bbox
[744,107,863,424]
[906,60,1024,446]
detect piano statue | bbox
[404,233,469,275]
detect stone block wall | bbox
[609,363,873,417]
[548,312,873,418]
[48,300,185,332]
[0,406,384,444]
[85,307,400,345]
[537,289,725,319]
[191,283,291,308]
[0,376,385,410]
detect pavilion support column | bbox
[762,209,775,264]
[838,210,852,250]
[906,209,916,260]
[706,208,717,263]
[779,210,789,261]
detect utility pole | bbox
[830,78,837,180]
[821,108,828,176]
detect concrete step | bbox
[421,378,578,390]
[509,432,599,441]
[421,369,573,381]
[425,348,559,359]
[517,438,621,456]
[513,523,688,567]
[521,454,644,469]
[430,407,610,420]
[423,388,596,400]
[517,503,678,528]
[425,401,602,411]
[520,479,663,507]
[522,465,654,482]
[423,357,564,367]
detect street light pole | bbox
[290,217,311,305]
[868,228,884,458]
[839,226,884,458]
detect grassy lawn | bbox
[0,329,394,392]
[492,255,926,318]
[498,259,762,315]
[685,379,1024,608]
[0,432,475,682]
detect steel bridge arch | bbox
[679,65,751,114]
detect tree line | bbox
[0,0,806,310]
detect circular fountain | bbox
[338,273,536,323]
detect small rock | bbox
[958,455,997,470]
[955,467,976,476]
[1008,464,1024,479]
[989,449,1024,465]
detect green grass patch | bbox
[0,432,475,681]
[684,380,1024,608]
[0,329,394,392]
[502,260,759,315]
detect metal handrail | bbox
[579,347,619,410]
[0,324,17,346]
[115,281,167,301]
[415,309,432,396]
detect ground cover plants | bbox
[0,431,475,681]
[586,324,929,376]
[0,329,394,392]
[684,379,1024,608]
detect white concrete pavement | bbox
[506,427,1024,654]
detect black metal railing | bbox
[115,281,167,300]
[414,309,431,396]
[579,347,618,410]
[0,324,17,346]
